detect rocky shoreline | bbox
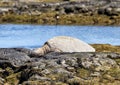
[0,36,120,85]
[0,0,120,25]
[0,47,120,85]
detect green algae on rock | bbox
[0,48,120,85]
[0,0,120,25]
[0,13,120,25]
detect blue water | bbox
[0,24,120,48]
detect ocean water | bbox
[0,24,120,48]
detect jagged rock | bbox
[0,48,31,67]
[13,48,40,57]
[78,54,117,71]
[64,6,75,14]
[98,8,106,14]
[41,69,51,75]
[53,68,71,74]
[45,52,119,72]
[0,47,119,84]
[31,61,46,70]
[34,36,95,56]
[107,53,120,59]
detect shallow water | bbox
[0,24,120,48]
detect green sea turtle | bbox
[34,36,95,56]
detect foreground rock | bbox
[0,48,39,68]
[0,49,120,84]
[34,36,95,56]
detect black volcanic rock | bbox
[0,48,31,68]
[0,48,120,84]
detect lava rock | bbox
[0,48,31,68]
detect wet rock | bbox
[78,54,117,71]
[0,48,119,84]
[13,48,39,57]
[98,8,106,14]
[64,6,74,14]
[44,52,119,72]
[97,7,119,16]
[0,48,31,68]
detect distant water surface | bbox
[0,24,120,48]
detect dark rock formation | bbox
[1,0,120,16]
[0,47,120,84]
[0,48,39,68]
[1,0,120,25]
